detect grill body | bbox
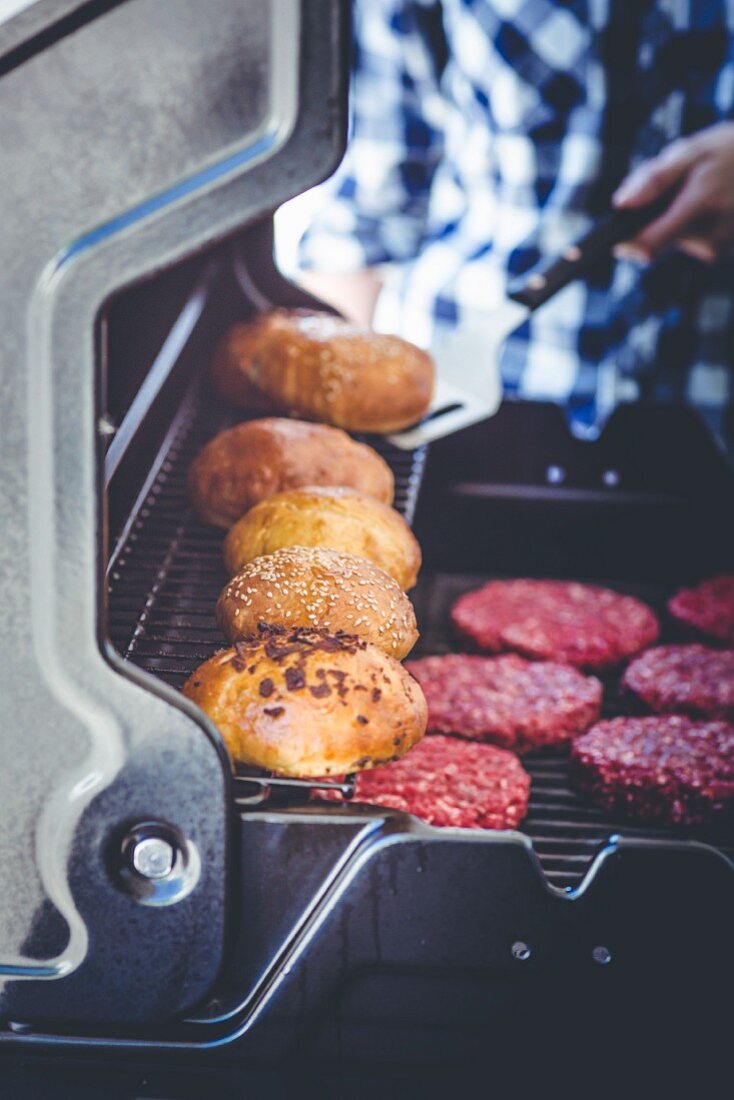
[5,240,731,1081]
[2,1,734,1088]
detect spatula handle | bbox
[507,194,671,312]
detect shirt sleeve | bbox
[298,0,446,272]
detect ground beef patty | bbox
[405,653,602,752]
[451,579,659,670]
[623,644,734,720]
[321,734,530,829]
[570,716,734,825]
[668,574,734,644]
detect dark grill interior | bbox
[107,384,734,890]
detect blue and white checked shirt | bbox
[299,0,734,441]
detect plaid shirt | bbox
[299,0,734,441]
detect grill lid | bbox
[0,0,347,1025]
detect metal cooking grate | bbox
[107,385,426,684]
[108,392,733,888]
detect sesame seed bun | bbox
[182,628,427,777]
[216,546,419,660]
[212,310,435,433]
[222,486,422,589]
[187,417,394,528]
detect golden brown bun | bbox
[210,326,281,413]
[216,310,435,433]
[182,628,427,777]
[216,546,419,660]
[222,486,422,589]
[187,417,394,528]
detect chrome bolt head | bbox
[116,823,199,905]
[131,835,175,880]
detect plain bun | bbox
[187,417,394,528]
[213,310,434,433]
[223,486,421,589]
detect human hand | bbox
[612,121,734,263]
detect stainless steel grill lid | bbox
[0,0,347,1024]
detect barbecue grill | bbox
[1,2,733,1094]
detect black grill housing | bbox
[3,227,732,1087]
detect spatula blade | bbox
[387,299,529,450]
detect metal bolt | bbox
[511,941,531,961]
[593,945,612,966]
[131,836,175,880]
[602,469,620,488]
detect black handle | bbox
[507,194,671,311]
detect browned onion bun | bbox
[182,628,428,777]
[216,546,419,660]
[187,417,394,528]
[217,309,435,433]
[222,486,422,589]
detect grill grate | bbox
[108,390,733,889]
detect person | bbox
[297,0,734,445]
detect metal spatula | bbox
[387,196,669,450]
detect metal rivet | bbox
[511,941,531,961]
[563,245,583,262]
[527,273,547,291]
[593,945,612,965]
[131,836,175,881]
[602,469,620,488]
[546,464,566,485]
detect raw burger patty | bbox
[668,574,734,644]
[623,644,734,720]
[451,579,659,670]
[321,734,530,829]
[570,715,734,826]
[405,653,602,752]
